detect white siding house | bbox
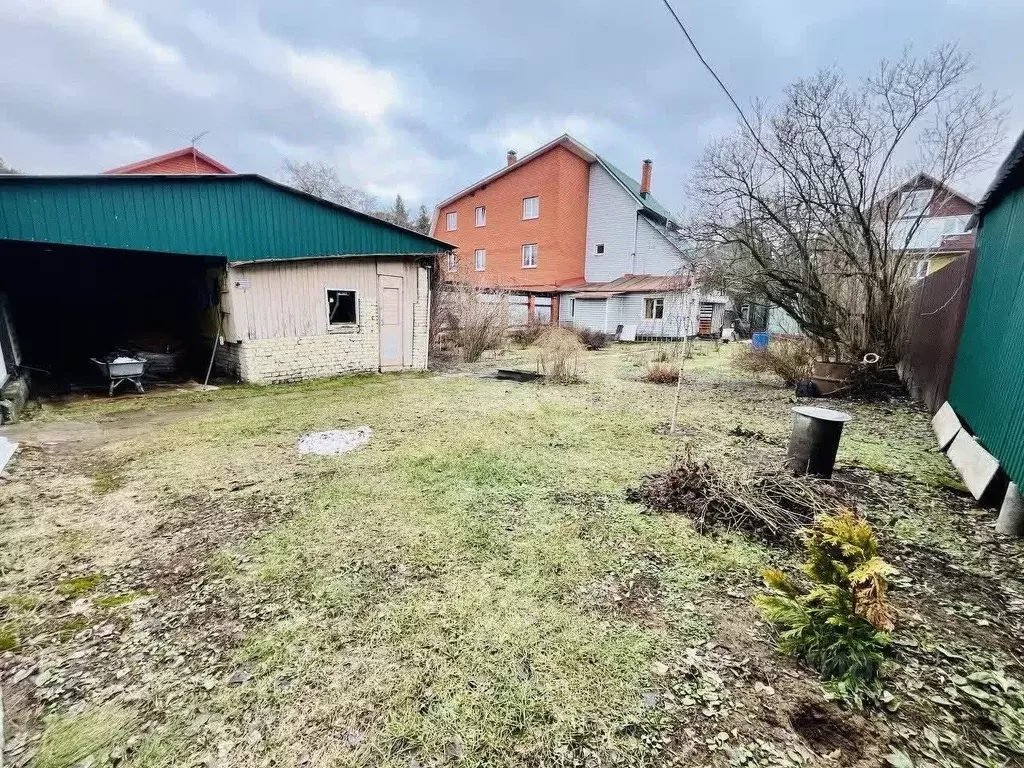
[585,165,644,281]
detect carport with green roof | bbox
[0,174,450,402]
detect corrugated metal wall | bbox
[0,176,444,261]
[949,186,1024,485]
[900,251,976,414]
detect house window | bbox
[446,211,458,231]
[522,243,538,268]
[474,249,486,271]
[475,206,486,227]
[910,260,930,280]
[644,297,665,320]
[326,289,358,325]
[447,253,457,272]
[595,243,605,255]
[901,190,932,218]
[522,196,540,220]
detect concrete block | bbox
[996,482,1024,537]
[947,431,1000,502]
[931,402,961,452]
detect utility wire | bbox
[659,0,760,140]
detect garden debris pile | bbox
[626,456,843,545]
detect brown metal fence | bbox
[899,251,977,413]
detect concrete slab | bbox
[0,436,17,473]
[931,402,961,451]
[947,431,1000,501]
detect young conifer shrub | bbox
[755,509,894,705]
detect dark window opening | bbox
[327,289,357,325]
[596,243,605,255]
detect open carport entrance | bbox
[0,240,223,395]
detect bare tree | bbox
[0,157,17,174]
[687,45,1005,363]
[280,159,379,214]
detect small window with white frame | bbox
[475,206,486,227]
[446,211,458,231]
[595,243,605,255]
[901,189,932,218]
[522,243,537,268]
[910,259,930,280]
[447,252,457,272]
[474,249,486,271]
[326,288,358,326]
[522,196,539,220]
[644,297,664,320]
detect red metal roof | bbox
[104,147,233,175]
[566,274,692,297]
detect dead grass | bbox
[0,342,1018,767]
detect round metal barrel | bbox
[786,405,853,478]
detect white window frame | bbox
[326,287,359,330]
[901,190,931,218]
[522,243,538,269]
[447,252,457,272]
[446,211,458,231]
[522,196,539,220]
[474,249,486,271]
[643,297,665,320]
[475,206,486,227]
[910,259,930,280]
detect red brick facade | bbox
[432,145,590,290]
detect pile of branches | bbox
[843,363,906,401]
[626,455,845,546]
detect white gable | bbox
[585,164,641,282]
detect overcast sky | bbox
[1,0,1022,214]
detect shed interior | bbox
[0,240,222,394]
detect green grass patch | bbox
[35,704,138,768]
[56,573,105,597]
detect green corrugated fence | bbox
[949,185,1024,486]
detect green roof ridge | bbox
[596,155,677,225]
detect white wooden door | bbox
[378,275,404,370]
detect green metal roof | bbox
[596,156,677,225]
[0,174,451,262]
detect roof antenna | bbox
[188,130,211,173]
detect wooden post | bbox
[527,294,536,323]
[550,295,560,324]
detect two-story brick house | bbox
[889,173,977,278]
[430,134,728,337]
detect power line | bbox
[659,0,760,141]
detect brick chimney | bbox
[640,159,652,196]
[507,150,518,167]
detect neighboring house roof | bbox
[104,147,234,175]
[566,274,693,298]
[0,174,452,262]
[974,128,1024,222]
[433,134,679,227]
[892,172,978,209]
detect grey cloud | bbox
[0,0,1021,209]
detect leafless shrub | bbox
[569,325,609,350]
[735,339,815,387]
[643,361,680,385]
[626,454,844,546]
[532,327,585,383]
[510,322,548,346]
[437,286,508,362]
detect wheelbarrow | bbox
[91,356,150,396]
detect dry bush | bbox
[626,454,844,546]
[571,325,609,350]
[438,286,507,362]
[510,322,547,346]
[532,327,585,383]
[643,361,680,385]
[735,339,815,387]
